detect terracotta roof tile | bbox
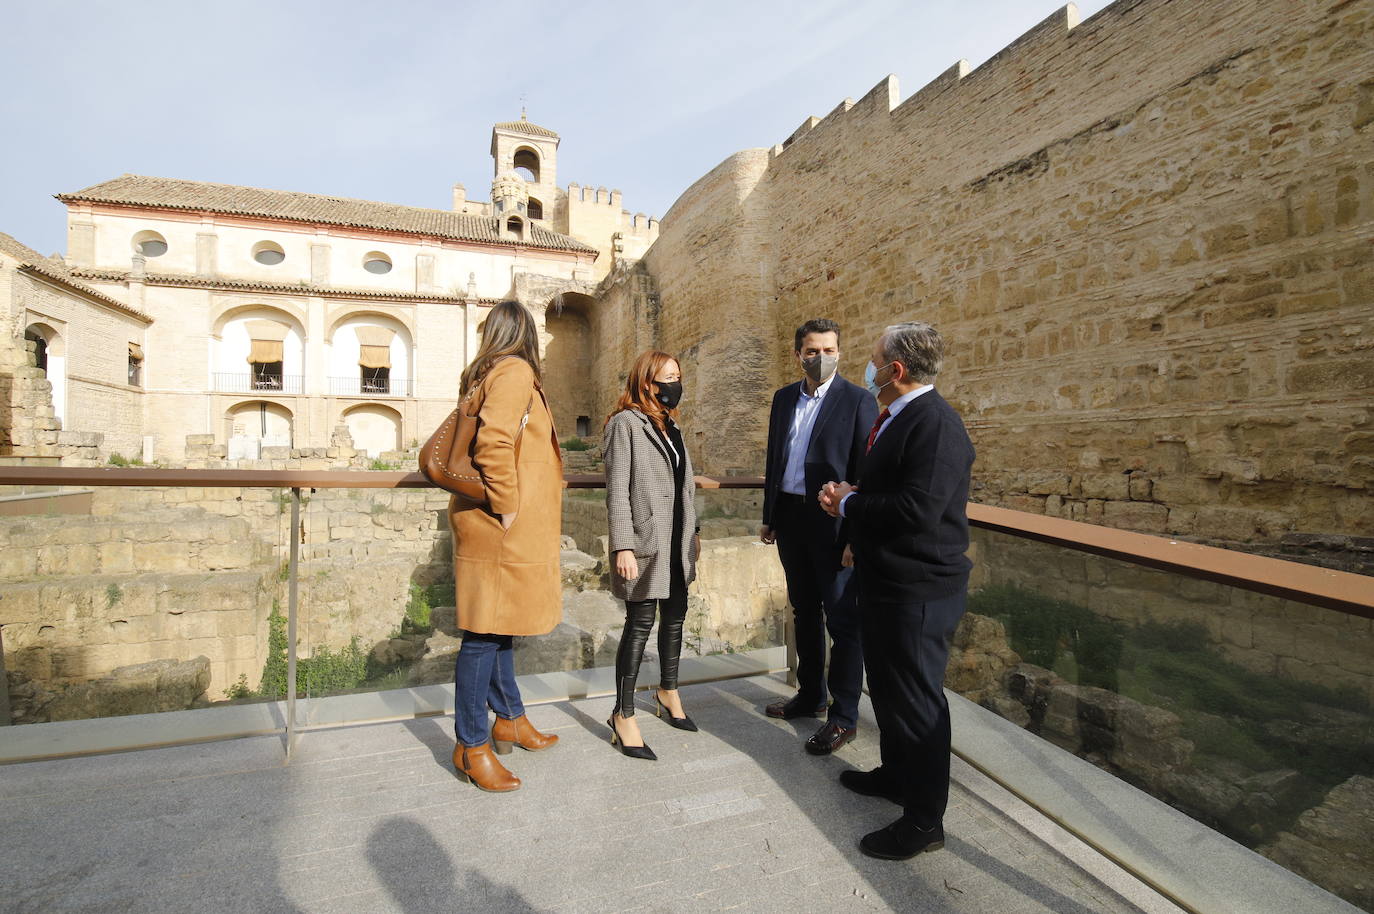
[72,267,497,304]
[0,232,152,322]
[493,119,559,139]
[57,175,595,254]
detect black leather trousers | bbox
[613,580,689,717]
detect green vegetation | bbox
[369,458,401,471]
[402,583,435,635]
[106,453,144,467]
[560,436,592,452]
[105,583,122,611]
[254,607,370,698]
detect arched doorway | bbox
[542,293,595,442]
[24,323,65,427]
[225,401,293,459]
[342,404,402,457]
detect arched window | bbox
[363,251,392,274]
[506,217,524,240]
[513,147,540,183]
[24,328,48,373]
[527,197,544,220]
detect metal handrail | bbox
[1,466,1370,617]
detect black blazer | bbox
[846,390,975,604]
[762,375,878,546]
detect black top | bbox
[845,390,975,604]
[660,419,688,585]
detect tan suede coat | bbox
[448,357,563,636]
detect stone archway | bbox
[542,292,596,441]
[23,322,65,427]
[342,403,402,458]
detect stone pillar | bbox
[67,221,96,266]
[452,183,466,210]
[310,242,330,286]
[196,232,218,278]
[306,296,326,397]
[127,253,146,310]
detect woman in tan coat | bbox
[448,300,563,792]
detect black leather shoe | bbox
[804,721,857,756]
[859,818,944,860]
[839,768,902,804]
[765,696,828,719]
[655,692,699,732]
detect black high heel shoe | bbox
[607,715,657,761]
[655,692,699,732]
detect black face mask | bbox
[654,380,683,410]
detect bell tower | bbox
[490,112,559,223]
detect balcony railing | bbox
[0,465,1370,913]
[212,372,304,394]
[327,376,414,397]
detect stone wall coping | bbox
[3,466,1368,619]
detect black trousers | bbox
[613,573,689,717]
[860,588,966,828]
[773,496,863,728]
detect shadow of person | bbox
[401,716,458,774]
[367,815,539,913]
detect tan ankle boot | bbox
[452,742,521,791]
[491,714,559,754]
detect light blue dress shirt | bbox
[780,375,835,495]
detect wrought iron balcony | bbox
[212,372,305,394]
[328,376,414,397]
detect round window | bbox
[132,230,167,258]
[253,241,285,266]
[363,252,392,275]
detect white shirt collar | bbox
[885,384,934,418]
[800,373,836,401]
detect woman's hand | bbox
[692,534,701,562]
[615,549,640,580]
[500,512,517,530]
[841,544,855,568]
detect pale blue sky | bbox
[0,0,1112,256]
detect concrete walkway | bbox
[0,675,1180,913]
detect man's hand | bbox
[841,544,854,568]
[614,549,640,580]
[760,525,776,545]
[819,481,856,518]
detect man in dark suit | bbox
[761,319,878,754]
[820,321,975,861]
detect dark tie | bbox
[866,408,891,453]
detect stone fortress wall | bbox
[612,0,1373,549]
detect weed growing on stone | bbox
[368,458,401,471]
[106,453,144,467]
[105,583,122,610]
[560,436,592,452]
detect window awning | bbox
[356,326,395,370]
[128,342,144,361]
[245,319,289,365]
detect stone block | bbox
[132,543,193,573]
[1101,500,1169,533]
[46,656,211,721]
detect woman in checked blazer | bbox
[602,350,700,760]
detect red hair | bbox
[608,350,679,432]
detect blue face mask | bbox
[864,360,894,398]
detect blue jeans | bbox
[453,631,525,747]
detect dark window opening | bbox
[576,415,590,437]
[252,361,284,390]
[506,218,524,238]
[362,365,390,394]
[24,331,48,374]
[128,357,142,387]
[528,198,543,220]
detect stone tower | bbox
[491,170,531,241]
[490,113,559,224]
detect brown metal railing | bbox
[1,466,1369,618]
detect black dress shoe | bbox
[765,696,828,719]
[804,721,857,756]
[655,693,699,732]
[859,817,944,860]
[839,768,902,804]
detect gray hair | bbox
[880,322,944,385]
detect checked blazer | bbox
[603,408,699,602]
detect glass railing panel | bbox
[962,526,1373,908]
[1,484,291,729]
